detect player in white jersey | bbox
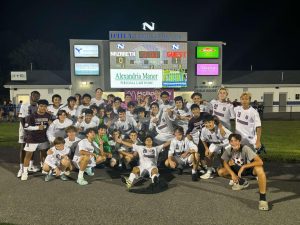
[43,137,72,182]
[91,88,105,107]
[74,109,97,139]
[200,115,232,179]
[234,92,262,151]
[158,91,175,112]
[113,108,140,138]
[118,135,171,190]
[210,87,235,130]
[170,96,191,134]
[75,93,92,117]
[47,94,62,118]
[17,91,40,177]
[64,126,81,160]
[90,105,100,127]
[186,92,211,113]
[72,128,105,185]
[46,110,73,143]
[60,96,77,120]
[165,127,200,181]
[149,102,174,145]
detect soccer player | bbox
[74,109,97,139]
[43,137,71,182]
[165,126,200,181]
[47,94,62,118]
[210,87,235,130]
[46,110,73,144]
[112,97,122,114]
[17,91,40,177]
[217,133,269,211]
[64,126,81,158]
[171,96,191,133]
[234,92,262,151]
[91,88,105,106]
[90,105,100,127]
[76,93,92,117]
[21,99,52,181]
[187,92,211,113]
[60,96,77,120]
[126,101,138,122]
[72,128,106,185]
[158,91,174,112]
[117,135,170,190]
[200,115,232,179]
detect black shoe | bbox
[192,173,198,182]
[177,168,183,175]
[153,176,159,185]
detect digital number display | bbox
[139,51,160,58]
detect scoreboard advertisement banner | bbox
[196,46,219,59]
[110,42,187,88]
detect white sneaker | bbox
[28,165,40,172]
[42,170,48,174]
[21,172,28,181]
[229,179,234,186]
[64,171,71,176]
[200,172,213,179]
[17,169,23,178]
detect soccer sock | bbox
[29,160,33,168]
[239,178,246,185]
[259,193,266,201]
[192,169,196,174]
[20,164,23,170]
[128,173,136,182]
[151,174,159,183]
[207,167,212,174]
[78,170,84,179]
[23,167,28,174]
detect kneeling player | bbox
[217,133,269,211]
[117,136,170,189]
[43,137,72,182]
[72,128,106,185]
[165,127,199,181]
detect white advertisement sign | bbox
[11,71,27,81]
[75,63,99,75]
[74,45,99,57]
[110,69,162,88]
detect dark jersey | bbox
[186,112,210,136]
[24,112,52,143]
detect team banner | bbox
[124,89,174,101]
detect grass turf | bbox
[0,121,299,162]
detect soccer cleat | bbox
[177,168,183,175]
[153,176,159,185]
[77,177,88,185]
[41,170,48,175]
[64,171,71,176]
[84,167,94,176]
[28,165,40,172]
[229,179,235,186]
[59,174,69,181]
[258,200,269,211]
[192,173,198,182]
[45,174,55,182]
[21,172,28,181]
[200,172,213,179]
[121,176,132,189]
[232,180,249,190]
[17,169,23,178]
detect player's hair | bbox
[89,105,98,110]
[37,99,49,106]
[57,110,67,116]
[127,101,136,108]
[218,87,229,95]
[144,135,154,143]
[107,94,115,99]
[160,91,169,97]
[150,102,159,109]
[118,108,126,114]
[228,133,242,142]
[84,109,93,115]
[95,88,103,92]
[98,124,107,130]
[137,107,146,113]
[125,93,132,98]
[53,137,65,145]
[30,91,40,96]
[75,93,81,99]
[174,96,184,103]
[174,126,184,134]
[65,125,78,133]
[112,129,120,134]
[190,104,200,111]
[240,91,252,100]
[191,92,202,99]
[52,94,62,101]
[129,130,137,135]
[67,96,76,103]
[85,128,96,136]
[114,97,122,103]
[82,93,92,99]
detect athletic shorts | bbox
[72,155,96,169]
[230,165,254,176]
[208,143,231,154]
[44,155,63,168]
[24,142,50,152]
[173,154,193,167]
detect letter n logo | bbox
[142,22,155,31]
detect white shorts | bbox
[44,155,60,168]
[138,165,158,177]
[209,143,231,154]
[174,154,193,166]
[24,142,50,152]
[72,155,96,169]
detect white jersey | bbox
[75,104,91,117]
[171,108,191,133]
[91,115,100,127]
[60,106,76,117]
[46,118,73,143]
[133,144,164,167]
[210,99,235,130]
[65,137,81,149]
[186,102,211,113]
[113,117,139,137]
[158,101,174,112]
[47,105,61,117]
[200,125,231,147]
[168,137,197,157]
[74,138,95,158]
[149,110,174,135]
[49,146,70,160]
[234,106,261,146]
[91,98,105,107]
[75,120,97,132]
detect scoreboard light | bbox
[139,51,160,58]
[196,46,219,59]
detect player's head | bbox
[160,91,170,103]
[112,129,121,139]
[174,126,184,140]
[90,105,98,114]
[144,135,154,147]
[228,133,242,151]
[67,96,76,108]
[114,97,122,108]
[127,101,136,113]
[52,94,62,106]
[65,125,78,139]
[118,108,126,121]
[174,96,184,109]
[191,104,200,117]
[57,110,67,121]
[129,130,138,142]
[125,93,132,102]
[107,94,115,102]
[95,88,103,98]
[85,128,96,139]
[82,93,92,105]
[204,115,218,130]
[37,99,49,114]
[98,124,107,135]
[53,137,65,150]
[137,107,146,118]
[98,106,106,117]
[191,92,202,104]
[240,92,251,108]
[218,87,229,101]
[30,91,40,103]
[150,102,159,115]
[84,109,93,123]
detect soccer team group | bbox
[17,88,269,211]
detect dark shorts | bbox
[230,165,254,176]
[198,141,205,160]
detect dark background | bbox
[0,0,299,99]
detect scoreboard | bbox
[109,42,187,88]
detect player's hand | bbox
[231,174,239,183]
[55,168,61,176]
[255,141,262,149]
[228,159,235,166]
[170,161,176,168]
[98,139,104,145]
[186,134,193,141]
[107,153,112,158]
[238,166,245,178]
[152,117,158,124]
[38,125,44,130]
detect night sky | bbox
[0,0,299,79]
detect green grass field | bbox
[0,121,299,162]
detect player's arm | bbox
[47,149,54,155]
[255,126,262,149]
[116,138,133,148]
[79,150,95,157]
[162,140,171,148]
[238,155,263,178]
[223,160,239,183]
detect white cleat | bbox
[17,169,23,178]
[200,172,213,179]
[21,172,28,181]
[28,165,40,173]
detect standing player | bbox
[165,127,200,181]
[60,96,77,121]
[210,87,235,130]
[17,91,40,177]
[234,92,262,151]
[91,88,105,107]
[76,93,92,117]
[171,96,191,133]
[117,136,170,190]
[187,92,211,113]
[47,94,62,118]
[21,99,52,181]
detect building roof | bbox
[5,70,71,86]
[223,70,300,84]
